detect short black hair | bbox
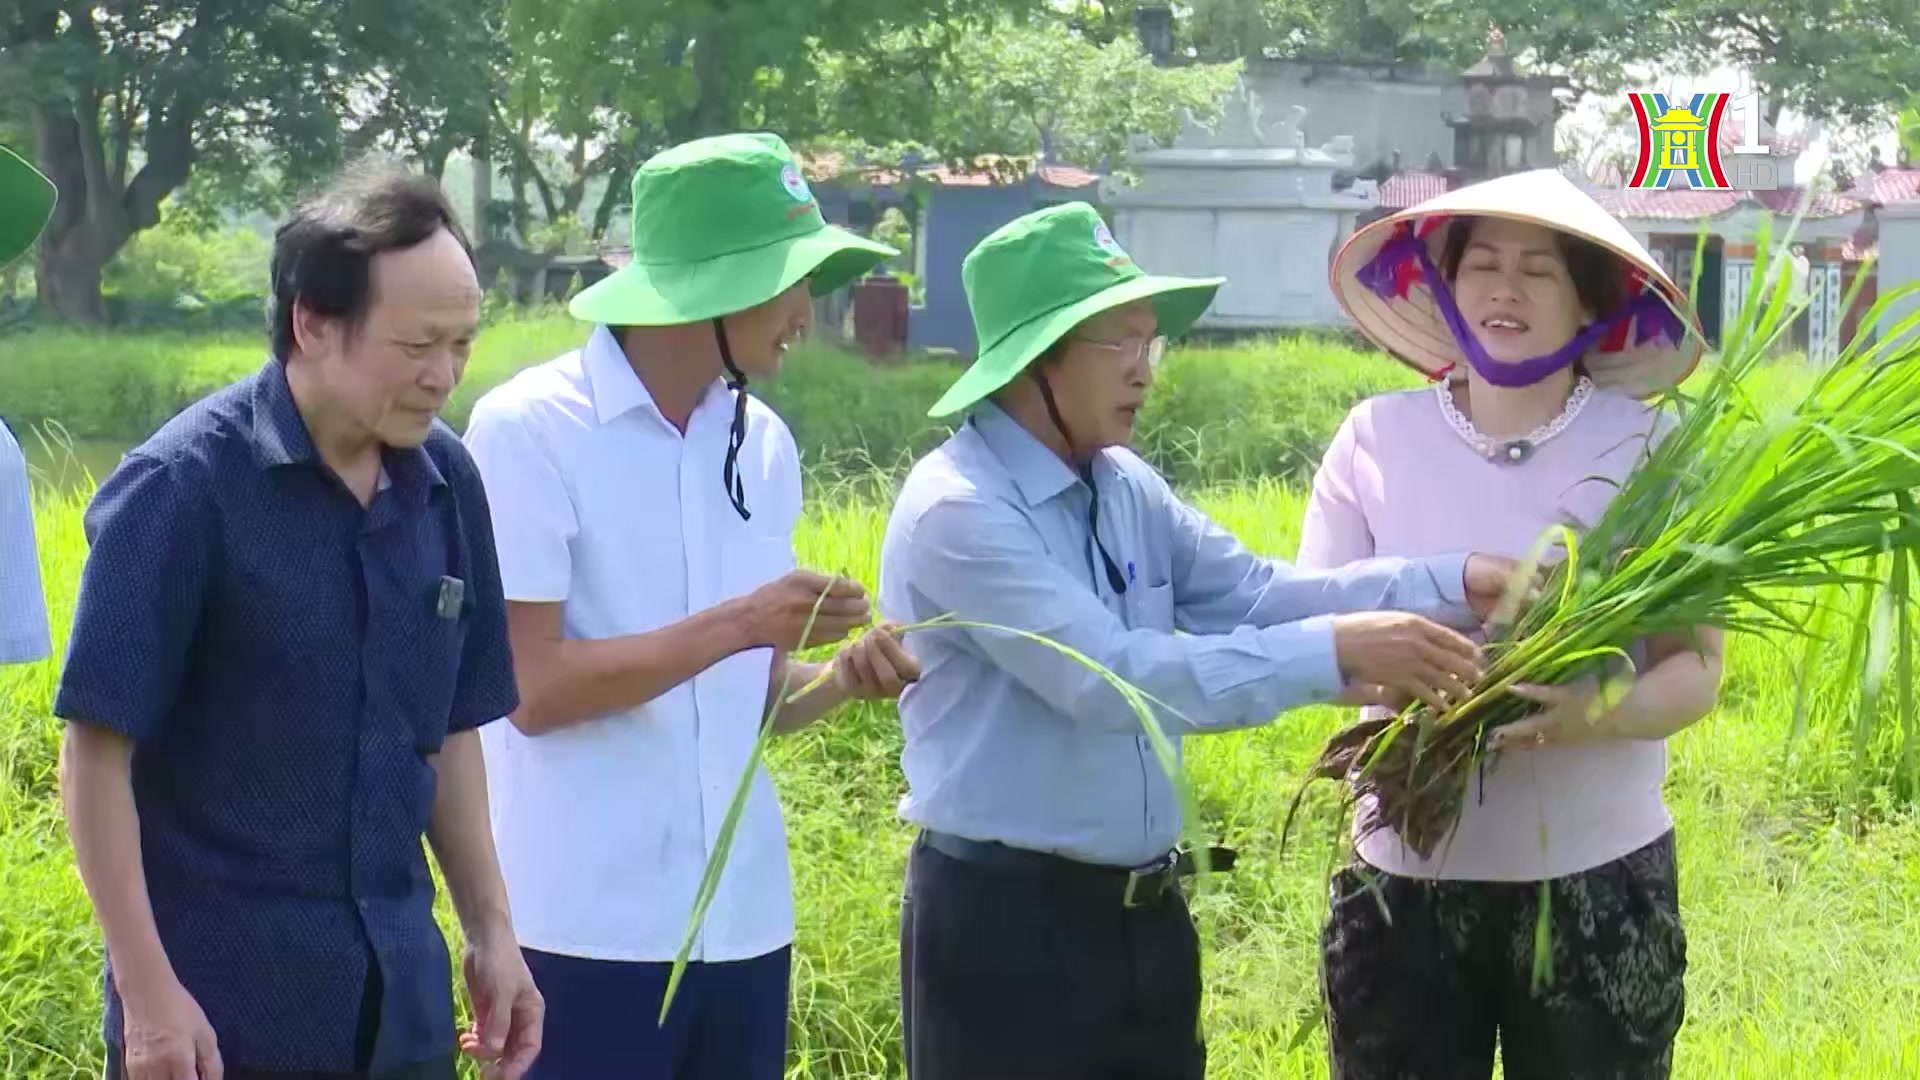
[1439,216,1625,321]
[267,156,474,363]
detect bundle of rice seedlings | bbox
[1298,231,1920,862]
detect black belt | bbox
[919,829,1236,909]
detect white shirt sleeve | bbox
[0,421,52,664]
[462,396,580,604]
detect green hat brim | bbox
[927,274,1223,419]
[1,146,56,269]
[569,223,898,327]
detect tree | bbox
[1,0,494,323]
[1686,2,1920,128]
[1381,2,1919,128]
[497,0,1043,232]
[1071,2,1920,138]
[818,14,1242,178]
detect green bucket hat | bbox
[1,145,56,269]
[569,131,898,327]
[927,202,1223,419]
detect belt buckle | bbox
[1122,852,1176,909]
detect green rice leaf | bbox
[658,576,841,1023]
[662,604,1214,1022]
[1894,516,1916,801]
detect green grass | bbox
[0,314,1884,1074]
[3,312,1825,508]
[5,470,1919,1078]
[0,307,585,445]
[2,316,1423,494]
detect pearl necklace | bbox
[1435,376,1594,465]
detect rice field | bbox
[5,470,1920,1078]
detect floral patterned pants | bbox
[1320,831,1688,1080]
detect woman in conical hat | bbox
[1301,168,1722,1078]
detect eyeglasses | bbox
[1070,335,1167,370]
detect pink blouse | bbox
[1297,383,1675,881]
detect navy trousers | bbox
[104,952,454,1080]
[105,1046,452,1080]
[522,945,791,1080]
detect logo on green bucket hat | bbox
[925,202,1224,419]
[569,131,896,328]
[779,162,813,205]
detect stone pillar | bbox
[1876,201,1920,346]
[1447,25,1569,185]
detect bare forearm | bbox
[514,601,756,735]
[767,658,847,734]
[1606,638,1723,741]
[58,723,178,996]
[427,730,512,944]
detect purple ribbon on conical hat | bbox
[1355,217,1686,388]
[1353,221,1435,303]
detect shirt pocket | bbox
[1124,580,1175,632]
[396,578,471,756]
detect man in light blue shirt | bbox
[1,144,57,665]
[879,203,1524,1080]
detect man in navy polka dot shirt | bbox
[54,160,544,1080]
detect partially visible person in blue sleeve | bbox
[0,143,56,667]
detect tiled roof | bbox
[1587,188,1742,219]
[1377,171,1450,209]
[1588,186,1863,221]
[1852,168,1920,204]
[1748,189,1865,216]
[800,151,849,183]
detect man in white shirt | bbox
[462,132,916,1080]
[2,144,58,665]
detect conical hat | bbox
[1330,168,1705,398]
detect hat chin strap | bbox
[1357,222,1686,390]
[1411,237,1679,389]
[1031,369,1127,596]
[714,318,751,521]
[1416,242,1612,387]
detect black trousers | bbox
[899,831,1206,1080]
[1320,830,1688,1080]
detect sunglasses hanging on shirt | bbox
[713,318,752,522]
[1033,370,1127,596]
